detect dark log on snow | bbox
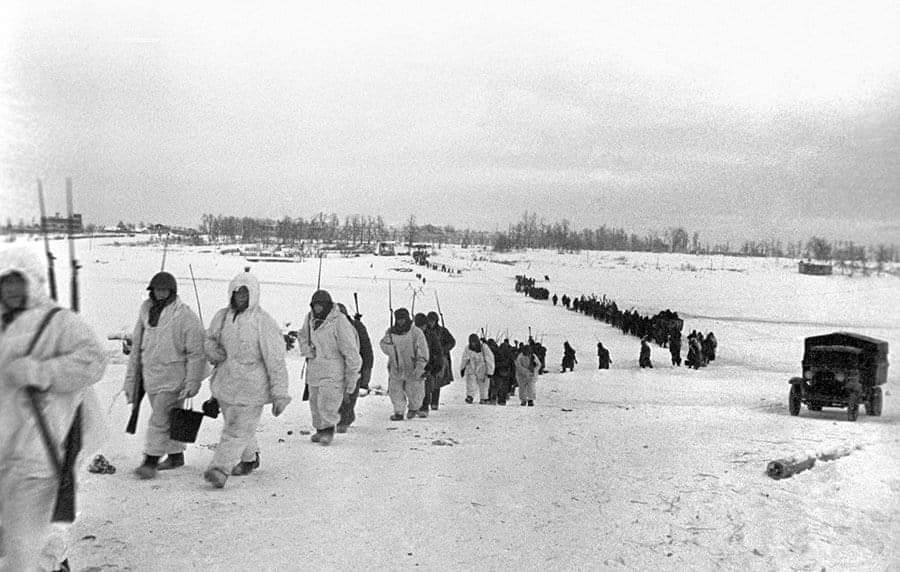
[766,446,856,480]
[766,457,816,480]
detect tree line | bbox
[198,213,493,249]
[491,212,899,263]
[6,210,896,264]
[194,211,898,264]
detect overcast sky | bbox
[2,0,899,245]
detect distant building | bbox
[43,213,83,233]
[798,261,833,275]
[377,241,396,256]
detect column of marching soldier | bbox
[1,249,551,571]
[516,274,718,370]
[2,249,720,570]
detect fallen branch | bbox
[766,445,860,480]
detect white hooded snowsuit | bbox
[459,344,495,402]
[204,272,290,474]
[379,325,429,415]
[0,246,106,572]
[298,308,362,431]
[124,296,207,456]
[514,352,539,402]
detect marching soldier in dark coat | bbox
[534,341,547,374]
[704,332,717,362]
[336,303,373,432]
[492,339,515,405]
[561,341,577,372]
[669,332,682,367]
[639,338,653,368]
[414,313,444,417]
[597,342,611,369]
[425,311,455,411]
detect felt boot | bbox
[157,453,184,471]
[133,455,160,480]
[318,426,335,446]
[231,452,260,476]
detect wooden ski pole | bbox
[189,264,204,323]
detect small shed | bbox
[798,261,833,275]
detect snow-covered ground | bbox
[11,238,900,570]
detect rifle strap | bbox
[27,306,63,354]
[23,307,65,475]
[22,307,84,522]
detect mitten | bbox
[272,396,292,417]
[207,344,227,365]
[202,398,220,418]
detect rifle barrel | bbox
[65,178,79,312]
[37,179,58,301]
[387,280,399,364]
[317,253,323,289]
[435,291,444,327]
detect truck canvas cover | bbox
[804,332,888,364]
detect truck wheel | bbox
[789,385,801,416]
[866,387,883,417]
[847,402,859,422]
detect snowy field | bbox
[11,237,900,571]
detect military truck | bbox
[788,332,888,421]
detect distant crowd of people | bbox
[515,275,549,300]
[467,337,544,406]
[515,275,719,370]
[413,252,463,275]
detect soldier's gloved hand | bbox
[178,381,201,400]
[342,392,352,405]
[8,357,46,390]
[272,396,292,417]
[207,343,226,365]
[202,397,220,418]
